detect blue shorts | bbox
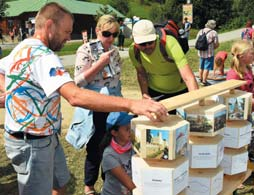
[4,132,70,195]
[199,56,214,70]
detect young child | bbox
[213,51,228,77]
[100,112,140,195]
[226,40,254,161]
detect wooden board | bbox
[218,169,252,195]
[160,80,246,112]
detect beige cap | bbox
[132,20,156,44]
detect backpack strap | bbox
[134,44,142,64]
[158,28,174,63]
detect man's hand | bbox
[129,98,168,122]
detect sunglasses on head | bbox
[102,31,119,38]
[138,41,155,47]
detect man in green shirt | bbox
[129,19,198,113]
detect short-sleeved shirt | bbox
[129,35,188,94]
[0,38,73,135]
[74,40,121,88]
[226,68,254,94]
[101,146,133,195]
[215,51,228,64]
[197,28,219,58]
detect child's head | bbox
[102,112,134,148]
[215,57,223,68]
[231,40,254,78]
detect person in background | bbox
[66,14,125,195]
[118,20,125,51]
[129,19,198,114]
[100,112,141,195]
[213,51,228,77]
[183,17,191,40]
[27,21,35,37]
[0,3,168,195]
[0,28,3,44]
[82,29,88,44]
[9,27,15,43]
[226,40,254,162]
[196,19,219,86]
[241,20,254,42]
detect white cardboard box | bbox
[177,100,227,136]
[218,89,252,121]
[132,156,189,195]
[131,115,189,160]
[186,166,224,195]
[221,147,248,175]
[189,134,224,168]
[222,120,252,148]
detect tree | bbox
[94,5,117,22]
[109,0,129,15]
[0,0,9,20]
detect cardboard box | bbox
[218,89,252,120]
[131,115,189,160]
[132,156,189,195]
[189,134,224,168]
[177,100,226,136]
[222,120,252,148]
[186,166,224,195]
[221,147,248,175]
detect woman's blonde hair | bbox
[231,40,253,78]
[96,15,119,32]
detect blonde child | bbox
[213,51,228,77]
[100,112,140,195]
[226,40,254,161]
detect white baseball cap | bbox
[132,20,156,44]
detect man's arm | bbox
[179,65,199,91]
[136,66,149,98]
[58,82,168,121]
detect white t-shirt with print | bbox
[0,38,73,135]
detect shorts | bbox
[4,132,70,195]
[199,56,214,70]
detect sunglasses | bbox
[138,41,155,47]
[102,31,119,38]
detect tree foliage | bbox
[109,0,129,15]
[94,5,117,22]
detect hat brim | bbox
[134,34,156,44]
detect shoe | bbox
[202,81,212,86]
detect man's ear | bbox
[45,19,54,37]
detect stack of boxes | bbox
[177,100,226,195]
[131,115,190,195]
[218,89,252,176]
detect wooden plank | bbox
[218,169,252,195]
[160,80,246,111]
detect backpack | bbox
[134,19,189,64]
[195,29,213,51]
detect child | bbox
[226,40,254,161]
[213,51,228,77]
[100,112,140,195]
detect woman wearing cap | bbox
[66,15,122,195]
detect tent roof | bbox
[5,0,124,17]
